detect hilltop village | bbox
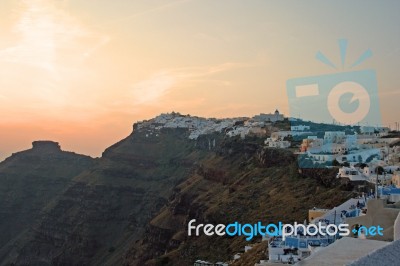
[136,110,399,171]
[136,109,284,140]
[136,110,400,266]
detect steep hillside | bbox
[7,127,211,265]
[1,123,354,266]
[123,137,354,265]
[0,141,94,263]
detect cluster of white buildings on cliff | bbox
[181,110,400,266]
[136,110,285,140]
[300,130,398,164]
[136,111,400,171]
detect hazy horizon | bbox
[1,0,399,160]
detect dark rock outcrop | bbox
[31,141,61,152]
[0,128,353,266]
[0,142,94,264]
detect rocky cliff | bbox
[0,141,94,264]
[0,122,353,266]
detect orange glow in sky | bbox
[0,0,399,160]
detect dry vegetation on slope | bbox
[0,127,355,266]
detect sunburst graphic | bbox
[315,39,373,69]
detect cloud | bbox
[0,0,110,72]
[0,0,82,71]
[166,61,256,79]
[0,0,109,109]
[128,61,255,106]
[83,35,111,59]
[101,0,193,27]
[131,72,175,105]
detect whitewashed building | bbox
[253,109,284,122]
[324,131,346,143]
[291,125,311,131]
[265,138,291,149]
[337,167,367,181]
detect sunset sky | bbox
[0,0,399,160]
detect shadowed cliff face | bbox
[122,141,353,266]
[0,141,94,263]
[6,128,208,266]
[0,129,353,266]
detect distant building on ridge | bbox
[253,109,284,123]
